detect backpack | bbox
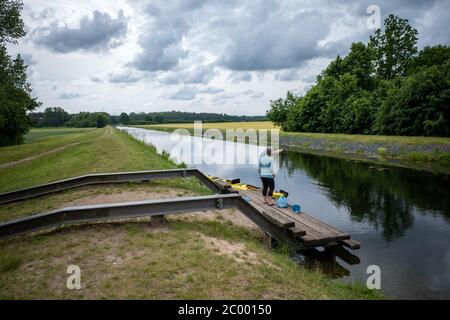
[276,195,289,208]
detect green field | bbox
[0,127,382,299]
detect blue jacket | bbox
[258,155,274,178]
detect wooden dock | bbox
[238,189,360,250]
[0,169,360,252]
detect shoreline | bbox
[133,125,450,175]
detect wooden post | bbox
[150,215,166,228]
[262,231,277,249]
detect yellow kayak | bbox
[208,176,288,199]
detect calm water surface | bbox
[120,127,450,299]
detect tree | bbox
[0,0,25,44]
[43,107,69,127]
[408,45,450,74]
[369,14,418,80]
[144,114,153,123]
[376,60,450,136]
[266,91,297,130]
[320,42,375,90]
[0,0,38,146]
[119,112,130,124]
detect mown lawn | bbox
[0,126,180,193]
[0,126,383,300]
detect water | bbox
[120,127,450,299]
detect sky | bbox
[7,0,450,116]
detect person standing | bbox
[258,147,283,205]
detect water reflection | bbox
[119,127,450,298]
[293,246,361,279]
[283,151,450,241]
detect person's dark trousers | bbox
[261,177,275,197]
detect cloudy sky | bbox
[7,0,450,115]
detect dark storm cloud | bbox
[215,1,336,71]
[33,10,127,53]
[128,1,207,72]
[343,0,449,46]
[129,18,187,71]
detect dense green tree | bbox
[0,49,38,145]
[42,107,70,127]
[66,112,111,128]
[0,0,25,44]
[408,45,450,74]
[0,0,38,146]
[144,114,153,123]
[95,113,110,128]
[376,60,450,136]
[268,14,449,137]
[266,91,297,130]
[119,112,130,124]
[320,42,375,90]
[369,14,418,80]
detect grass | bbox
[0,218,382,299]
[0,126,384,299]
[24,127,95,143]
[0,128,96,166]
[281,131,450,145]
[0,126,182,193]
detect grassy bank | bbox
[137,122,450,173]
[0,126,381,299]
[0,126,181,193]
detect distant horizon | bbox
[29,108,268,118]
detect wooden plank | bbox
[246,199,295,229]
[212,180,231,190]
[241,189,350,245]
[339,239,361,250]
[292,211,347,237]
[246,190,348,238]
[240,190,327,244]
[287,226,307,237]
[327,245,361,265]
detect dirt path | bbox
[0,142,81,169]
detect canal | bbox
[120,126,450,299]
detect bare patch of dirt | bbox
[62,188,197,207]
[199,233,280,270]
[174,209,258,230]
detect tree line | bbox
[0,0,39,146]
[267,15,450,137]
[28,108,266,128]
